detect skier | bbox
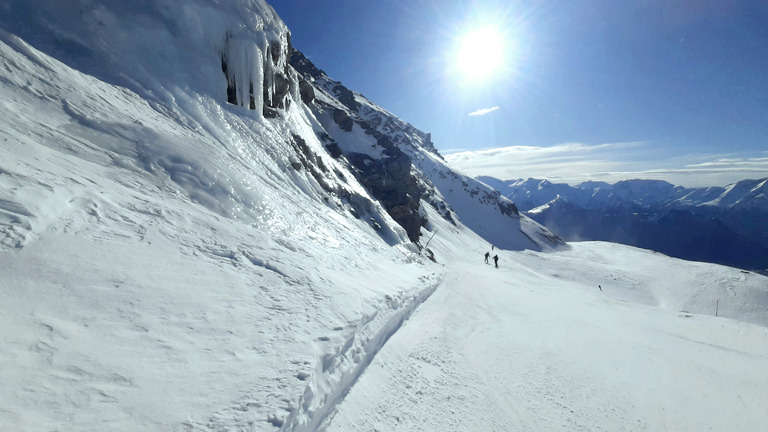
[484,251,490,263]
[493,254,499,268]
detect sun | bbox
[455,26,506,81]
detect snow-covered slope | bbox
[327,237,768,431]
[2,2,768,432]
[0,2,440,430]
[290,50,565,252]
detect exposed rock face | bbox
[332,108,354,132]
[335,129,426,242]
[288,47,564,250]
[345,148,425,242]
[298,79,315,104]
[291,48,427,242]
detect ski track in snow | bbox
[324,240,768,432]
[0,29,440,432]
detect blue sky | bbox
[269,0,768,187]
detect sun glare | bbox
[455,26,506,81]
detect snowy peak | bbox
[606,179,684,205]
[290,48,441,157]
[487,176,768,271]
[478,176,594,211]
[488,176,768,212]
[2,0,299,120]
[704,178,768,208]
[527,195,568,215]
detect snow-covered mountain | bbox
[481,176,768,271]
[480,176,768,211]
[0,1,559,429]
[2,2,767,431]
[289,50,563,251]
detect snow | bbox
[0,22,429,431]
[320,117,386,160]
[325,221,768,431]
[2,2,768,431]
[414,151,563,252]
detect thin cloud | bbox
[468,106,500,117]
[443,143,768,188]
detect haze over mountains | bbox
[479,177,768,272]
[1,1,767,431]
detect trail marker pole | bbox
[421,229,437,255]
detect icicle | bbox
[251,44,264,116]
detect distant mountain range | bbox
[478,177,768,272]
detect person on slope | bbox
[484,251,490,263]
[493,254,499,268]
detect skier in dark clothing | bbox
[484,251,490,263]
[493,254,499,268]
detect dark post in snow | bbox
[421,229,438,255]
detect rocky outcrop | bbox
[345,148,425,242]
[290,48,428,242]
[288,47,563,251]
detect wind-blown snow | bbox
[0,16,428,430]
[2,1,768,431]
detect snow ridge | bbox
[0,7,440,429]
[281,273,443,432]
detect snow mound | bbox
[0,5,435,430]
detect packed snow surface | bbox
[326,236,768,432]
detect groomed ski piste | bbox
[325,226,768,431]
[1,1,768,431]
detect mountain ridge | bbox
[290,48,565,251]
[480,176,768,271]
[480,176,768,211]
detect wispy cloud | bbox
[443,143,768,188]
[468,106,500,117]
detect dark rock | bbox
[290,48,326,78]
[345,149,424,242]
[324,142,342,159]
[221,54,238,105]
[332,108,354,132]
[269,41,281,64]
[299,79,315,104]
[332,84,361,112]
